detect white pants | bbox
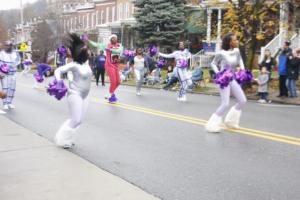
[21,64,32,75]
[134,68,145,92]
[1,73,16,105]
[55,94,89,146]
[177,68,192,98]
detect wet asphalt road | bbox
[4,75,300,200]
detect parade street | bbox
[2,75,300,200]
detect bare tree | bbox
[31,20,56,63]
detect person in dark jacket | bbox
[94,50,106,86]
[259,49,275,80]
[286,49,300,98]
[277,41,292,97]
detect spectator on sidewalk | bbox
[163,66,179,90]
[95,50,106,86]
[164,65,174,83]
[256,66,270,103]
[191,65,203,84]
[286,48,300,98]
[130,47,151,96]
[259,49,275,81]
[277,41,292,97]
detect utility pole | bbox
[20,0,24,42]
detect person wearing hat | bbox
[276,41,292,97]
[0,40,20,111]
[89,34,123,103]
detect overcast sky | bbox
[0,0,39,10]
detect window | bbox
[101,10,104,24]
[125,3,129,18]
[118,3,123,20]
[70,18,73,30]
[75,17,78,29]
[106,7,109,23]
[87,13,90,28]
[112,6,115,22]
[97,11,100,25]
[132,4,135,15]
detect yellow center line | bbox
[110,101,300,143]
[19,83,300,147]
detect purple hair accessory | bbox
[23,60,32,65]
[235,69,253,85]
[179,59,188,69]
[149,45,157,57]
[47,79,68,100]
[157,58,166,69]
[123,50,136,58]
[215,69,234,89]
[0,63,9,74]
[57,46,67,58]
[34,73,44,83]
[81,34,89,42]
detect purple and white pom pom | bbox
[178,59,188,69]
[123,50,136,59]
[47,79,68,100]
[214,69,234,89]
[0,63,9,74]
[157,58,166,69]
[34,73,44,83]
[81,34,89,42]
[149,45,157,57]
[235,69,253,85]
[23,60,32,65]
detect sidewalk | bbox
[0,115,160,200]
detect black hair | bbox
[135,47,143,54]
[66,33,89,64]
[177,41,185,49]
[263,49,272,61]
[285,41,291,46]
[221,33,235,51]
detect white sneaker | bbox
[0,109,6,114]
[8,104,15,109]
[177,96,187,102]
[136,92,141,96]
[104,93,110,99]
[3,105,9,110]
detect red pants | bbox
[106,66,120,94]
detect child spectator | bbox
[256,66,270,103]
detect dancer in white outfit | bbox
[21,53,33,76]
[159,42,192,101]
[53,33,92,148]
[0,41,21,111]
[206,33,247,133]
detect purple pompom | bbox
[178,59,188,69]
[123,50,136,59]
[0,64,9,74]
[215,69,235,89]
[149,45,157,57]
[23,60,32,65]
[157,58,166,69]
[57,46,67,58]
[34,73,44,83]
[47,79,68,100]
[235,69,253,85]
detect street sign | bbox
[20,42,28,52]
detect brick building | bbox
[59,0,135,48]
